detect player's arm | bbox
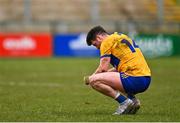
[93,57,110,74]
[84,57,110,85]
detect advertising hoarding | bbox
[54,33,99,57]
[0,34,52,57]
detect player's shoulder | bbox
[101,32,129,46]
[117,33,133,43]
[111,32,129,40]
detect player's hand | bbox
[84,76,90,85]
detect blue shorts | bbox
[120,72,151,95]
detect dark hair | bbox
[86,26,107,46]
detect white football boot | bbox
[113,98,133,115]
[128,98,141,114]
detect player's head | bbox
[86,26,108,49]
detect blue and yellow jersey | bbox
[100,32,151,76]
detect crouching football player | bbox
[84,26,151,115]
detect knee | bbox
[89,74,100,83]
[90,81,101,89]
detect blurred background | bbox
[0,0,180,33]
[0,0,180,58]
[0,1,180,121]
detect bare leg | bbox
[87,72,138,115]
[89,72,126,95]
[90,81,118,98]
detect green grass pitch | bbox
[0,57,180,122]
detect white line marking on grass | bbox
[0,81,63,88]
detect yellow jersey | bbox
[100,32,151,76]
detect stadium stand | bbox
[0,0,179,33]
[164,0,180,22]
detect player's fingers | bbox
[84,76,90,85]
